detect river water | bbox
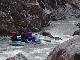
[44,18,80,43]
[0,18,80,60]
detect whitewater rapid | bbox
[44,18,80,43]
[0,18,80,60]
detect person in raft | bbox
[27,30,35,44]
[11,30,35,43]
[11,32,17,41]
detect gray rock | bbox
[76,23,80,28]
[73,29,80,36]
[47,36,80,60]
[6,53,28,60]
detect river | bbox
[0,17,80,60]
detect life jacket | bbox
[11,32,17,39]
[27,32,32,37]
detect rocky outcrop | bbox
[47,35,80,60]
[66,0,80,10]
[0,0,80,35]
[6,53,28,60]
[0,0,51,35]
[0,0,66,35]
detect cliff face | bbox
[38,0,80,21]
[0,0,80,35]
[0,0,42,35]
[0,0,51,35]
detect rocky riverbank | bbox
[1,0,80,60]
[47,35,80,60]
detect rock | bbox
[40,31,62,40]
[0,0,51,35]
[40,31,52,36]
[0,0,80,36]
[40,31,54,38]
[47,35,80,60]
[52,37,62,40]
[6,53,28,60]
[44,40,51,42]
[73,29,80,36]
[76,23,80,28]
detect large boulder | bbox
[6,53,28,60]
[47,35,80,60]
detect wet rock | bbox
[40,31,52,36]
[40,31,55,38]
[52,37,62,40]
[6,53,28,60]
[40,31,62,40]
[76,23,80,28]
[47,35,80,60]
[73,29,80,36]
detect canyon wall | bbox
[0,0,80,35]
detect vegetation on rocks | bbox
[0,0,51,36]
[0,0,80,36]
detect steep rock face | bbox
[40,0,80,20]
[0,0,80,35]
[67,0,80,9]
[0,0,51,35]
